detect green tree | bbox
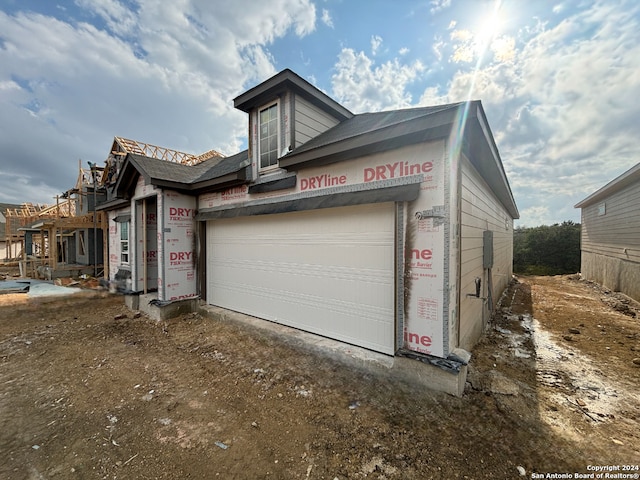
[513,221,581,275]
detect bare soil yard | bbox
[0,272,639,479]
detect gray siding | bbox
[580,179,640,300]
[294,95,340,147]
[459,154,513,350]
[580,181,640,261]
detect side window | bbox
[259,103,279,170]
[120,222,129,264]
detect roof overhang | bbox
[462,103,519,219]
[233,69,353,121]
[112,154,249,199]
[190,169,250,192]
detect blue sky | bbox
[1,0,639,226]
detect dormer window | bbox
[259,102,279,170]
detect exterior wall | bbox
[249,92,292,176]
[459,154,514,351]
[580,180,640,301]
[293,95,341,147]
[107,208,131,281]
[249,93,340,177]
[161,191,197,301]
[134,195,158,292]
[581,251,640,301]
[447,141,461,353]
[106,179,197,301]
[131,177,160,292]
[401,142,448,356]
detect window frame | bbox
[257,100,280,172]
[120,221,130,265]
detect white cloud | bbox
[399,47,409,56]
[332,48,425,112]
[370,35,383,56]
[432,38,445,62]
[491,35,516,63]
[430,0,452,15]
[0,0,317,204]
[74,0,139,37]
[321,8,333,28]
[0,80,21,92]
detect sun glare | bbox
[475,0,505,55]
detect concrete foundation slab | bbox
[199,304,467,396]
[0,279,83,297]
[128,293,199,321]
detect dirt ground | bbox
[1,272,639,480]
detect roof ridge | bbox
[357,102,466,116]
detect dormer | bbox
[233,69,353,178]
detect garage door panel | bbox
[212,237,391,269]
[207,204,395,354]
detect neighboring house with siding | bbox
[575,163,640,301]
[98,69,518,394]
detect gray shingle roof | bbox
[287,103,464,157]
[127,149,249,184]
[194,150,249,184]
[118,149,250,195]
[128,154,207,184]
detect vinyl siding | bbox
[294,95,340,147]
[580,179,640,300]
[459,154,513,350]
[580,181,640,261]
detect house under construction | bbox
[2,163,107,278]
[1,137,221,280]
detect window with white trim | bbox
[259,102,279,170]
[120,221,129,264]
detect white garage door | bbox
[207,203,396,354]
